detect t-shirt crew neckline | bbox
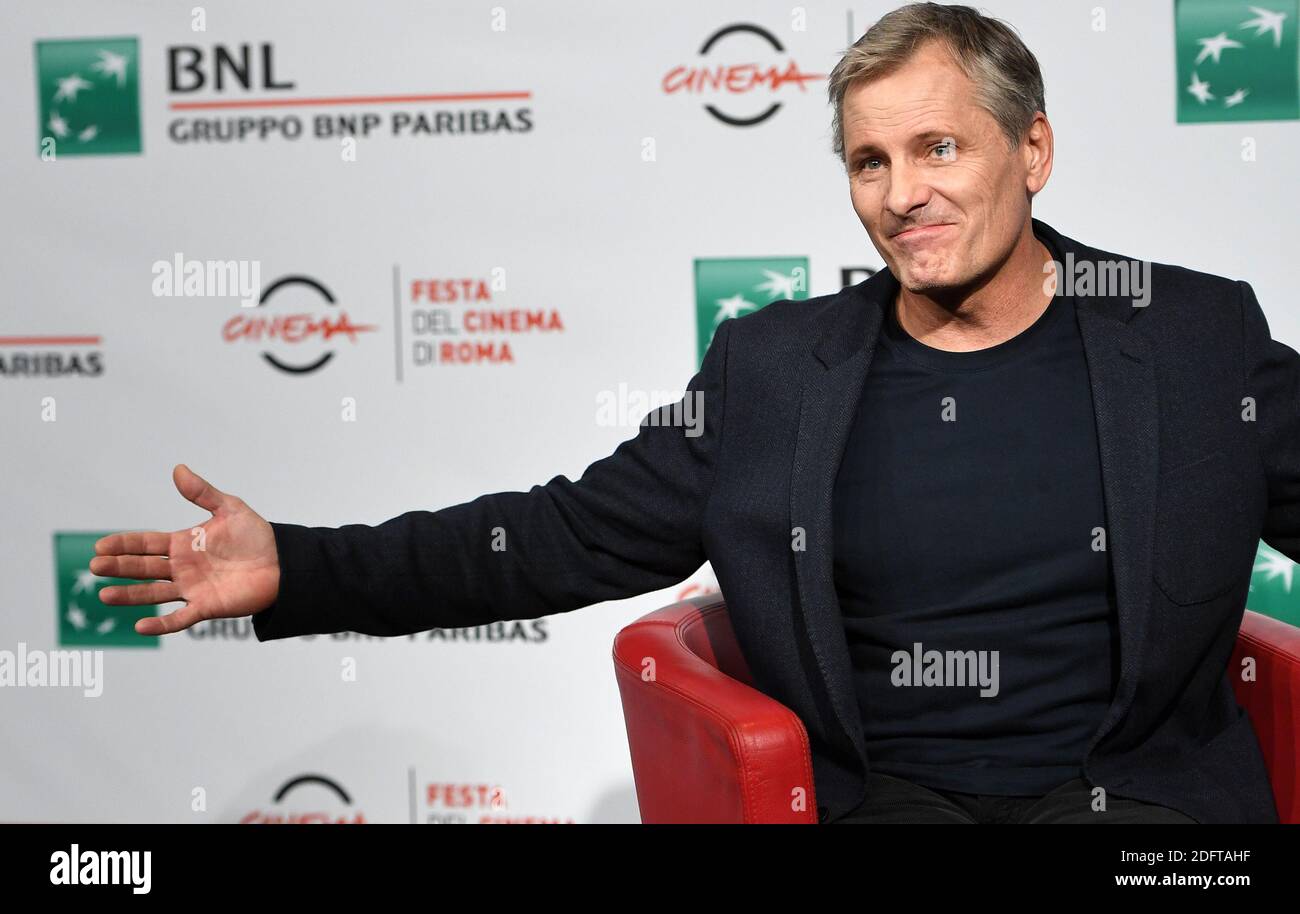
[882,233,1069,373]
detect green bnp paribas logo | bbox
[1250,541,1299,626]
[1175,1,1299,122]
[34,37,142,157]
[54,533,157,648]
[694,257,809,364]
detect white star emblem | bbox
[72,568,100,593]
[1224,88,1249,107]
[713,293,759,324]
[1240,7,1288,48]
[1254,544,1295,593]
[66,605,87,630]
[756,269,798,301]
[1195,32,1244,65]
[1187,71,1216,104]
[47,111,69,138]
[90,48,129,87]
[53,73,94,103]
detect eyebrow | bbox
[847,130,957,161]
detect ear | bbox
[1022,113,1053,196]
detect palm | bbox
[167,509,277,619]
[92,465,280,635]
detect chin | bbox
[898,266,957,293]
[903,279,953,295]
[898,248,978,290]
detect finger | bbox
[135,605,205,636]
[173,463,229,514]
[94,531,172,557]
[89,554,171,581]
[98,581,181,606]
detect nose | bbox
[884,158,932,224]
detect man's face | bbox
[841,41,1033,294]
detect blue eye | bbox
[933,142,955,159]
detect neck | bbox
[894,223,1056,352]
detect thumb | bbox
[173,463,229,514]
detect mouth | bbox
[890,223,955,244]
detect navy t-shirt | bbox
[831,236,1119,795]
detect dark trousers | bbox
[831,771,1197,824]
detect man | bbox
[94,3,1298,823]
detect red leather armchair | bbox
[613,594,1300,823]
[1230,611,1300,822]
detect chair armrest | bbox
[613,597,818,823]
[1232,610,1300,823]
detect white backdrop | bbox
[1,0,1296,823]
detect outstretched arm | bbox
[97,318,733,640]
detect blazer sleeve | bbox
[251,318,734,641]
[1241,279,1300,562]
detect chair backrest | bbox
[669,594,755,684]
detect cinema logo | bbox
[662,23,824,127]
[241,773,367,824]
[676,570,720,602]
[223,274,377,375]
[414,773,575,824]
[1043,254,1152,308]
[398,271,565,373]
[0,333,103,378]
[165,42,533,144]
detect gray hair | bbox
[828,2,1046,161]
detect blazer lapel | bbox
[1034,218,1161,755]
[789,276,890,763]
[1072,285,1160,757]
